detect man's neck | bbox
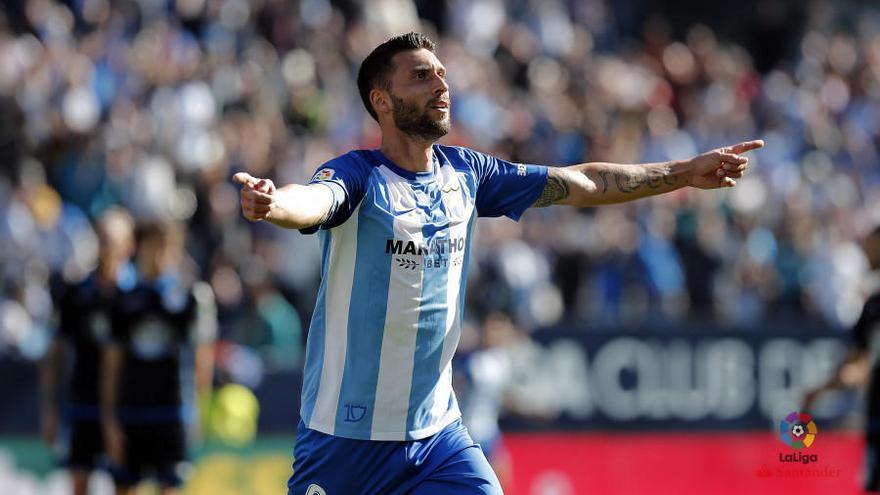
[379,129,434,173]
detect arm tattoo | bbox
[598,170,611,193]
[601,168,678,194]
[533,165,680,208]
[533,170,570,207]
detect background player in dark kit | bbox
[101,221,217,495]
[804,226,880,491]
[40,208,136,495]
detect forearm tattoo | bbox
[533,172,570,207]
[598,168,677,194]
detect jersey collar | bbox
[372,148,439,183]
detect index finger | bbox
[233,172,258,188]
[724,140,764,154]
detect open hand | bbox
[233,172,276,222]
[688,140,764,189]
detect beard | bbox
[390,93,451,142]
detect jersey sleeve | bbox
[299,151,373,234]
[853,293,880,350]
[109,289,135,345]
[56,284,75,340]
[460,147,548,220]
[109,300,127,345]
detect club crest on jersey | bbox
[313,169,335,181]
[441,182,460,193]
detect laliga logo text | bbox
[778,411,819,464]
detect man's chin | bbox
[432,115,451,136]
[400,120,450,142]
[428,124,451,141]
[435,120,451,138]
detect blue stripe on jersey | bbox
[458,212,477,328]
[406,186,451,433]
[300,230,333,426]
[334,172,394,436]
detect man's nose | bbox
[433,73,448,96]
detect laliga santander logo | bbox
[759,412,840,476]
[779,411,818,450]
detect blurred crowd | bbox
[1,0,880,368]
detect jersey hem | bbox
[305,410,461,441]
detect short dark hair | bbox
[357,32,436,121]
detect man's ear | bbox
[370,88,391,116]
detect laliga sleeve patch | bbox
[313,168,335,181]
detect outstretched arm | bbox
[233,173,334,229]
[532,140,763,208]
[802,348,869,411]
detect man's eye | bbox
[416,72,427,79]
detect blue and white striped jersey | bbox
[299,144,547,440]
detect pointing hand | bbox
[233,172,277,222]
